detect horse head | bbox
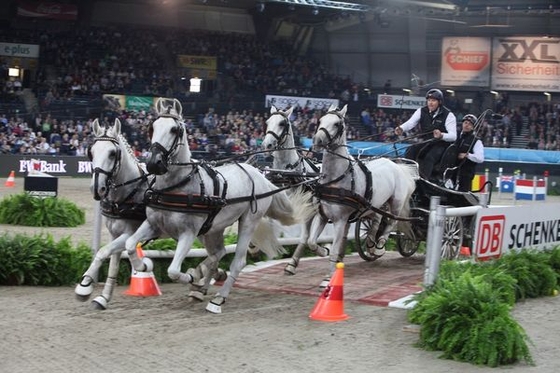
[313,104,348,151]
[147,98,187,175]
[89,119,123,200]
[262,105,294,151]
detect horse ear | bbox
[174,98,183,118]
[92,118,102,136]
[113,118,121,135]
[270,105,278,114]
[328,103,337,112]
[155,97,164,115]
[339,104,348,117]
[286,106,294,118]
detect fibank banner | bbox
[265,95,339,111]
[491,37,560,92]
[377,94,425,110]
[441,37,491,86]
[0,156,93,177]
[473,204,560,261]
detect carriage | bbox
[353,172,490,262]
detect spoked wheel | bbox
[395,231,420,257]
[354,216,383,262]
[440,215,464,259]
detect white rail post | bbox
[424,196,445,287]
[532,176,537,201]
[497,167,503,200]
[484,168,489,193]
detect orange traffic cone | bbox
[309,262,349,322]
[460,246,471,257]
[124,243,162,297]
[4,171,15,187]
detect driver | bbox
[395,89,457,180]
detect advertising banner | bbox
[17,1,78,20]
[441,37,491,87]
[0,42,40,58]
[265,95,339,111]
[491,37,560,92]
[473,204,560,261]
[176,55,217,70]
[376,94,425,110]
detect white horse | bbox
[123,98,316,313]
[310,104,418,287]
[75,118,151,309]
[261,105,329,275]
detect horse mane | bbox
[116,131,147,172]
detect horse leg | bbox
[286,215,329,275]
[187,234,226,302]
[206,222,256,314]
[320,220,349,289]
[91,251,122,310]
[75,235,127,302]
[125,221,160,273]
[166,233,198,285]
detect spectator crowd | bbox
[2,23,560,157]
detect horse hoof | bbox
[75,277,94,301]
[373,247,386,257]
[90,296,108,310]
[188,290,206,302]
[213,269,227,283]
[142,257,154,272]
[284,263,297,276]
[206,296,225,314]
[316,246,330,257]
[75,292,91,302]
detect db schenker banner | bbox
[441,37,491,87]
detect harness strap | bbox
[100,200,147,221]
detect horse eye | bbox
[110,150,117,159]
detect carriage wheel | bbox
[440,215,464,260]
[354,216,381,262]
[395,231,420,257]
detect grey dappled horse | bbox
[310,104,418,287]
[122,98,316,313]
[261,105,329,275]
[75,118,151,309]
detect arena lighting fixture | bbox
[8,67,20,77]
[267,0,370,12]
[189,77,202,93]
[446,89,455,96]
[386,0,457,11]
[544,92,551,101]
[490,90,499,96]
[402,88,412,95]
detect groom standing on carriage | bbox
[394,88,457,180]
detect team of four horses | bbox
[75,97,478,314]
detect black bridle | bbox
[148,113,186,167]
[316,110,346,149]
[89,136,122,200]
[265,111,291,148]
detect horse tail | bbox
[266,187,317,227]
[250,219,286,259]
